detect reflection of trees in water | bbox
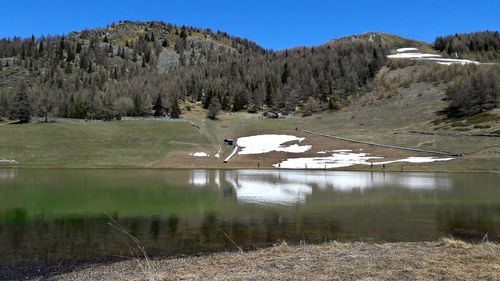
[149,218,160,240]
[437,208,499,242]
[168,216,179,235]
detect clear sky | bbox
[0,0,499,50]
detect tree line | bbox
[0,21,394,121]
[434,31,500,62]
[1,22,497,122]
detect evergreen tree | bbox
[206,96,221,119]
[152,94,164,117]
[12,85,31,123]
[0,92,9,119]
[281,63,289,84]
[75,42,82,53]
[180,27,188,39]
[170,98,181,118]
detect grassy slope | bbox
[0,120,214,168]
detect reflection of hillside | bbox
[0,169,17,180]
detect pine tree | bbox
[170,98,181,118]
[0,93,9,119]
[152,94,164,117]
[12,85,31,123]
[206,96,221,119]
[180,27,188,39]
[281,63,289,84]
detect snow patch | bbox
[374,157,454,165]
[0,159,18,164]
[191,152,209,157]
[275,152,381,169]
[388,48,481,65]
[237,134,311,155]
[317,149,352,154]
[397,47,419,52]
[274,151,453,169]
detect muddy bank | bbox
[41,239,500,281]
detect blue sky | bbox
[0,0,499,50]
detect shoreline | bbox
[1,165,498,174]
[39,239,500,281]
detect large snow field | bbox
[274,151,453,169]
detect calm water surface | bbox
[0,169,499,278]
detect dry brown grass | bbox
[47,239,500,281]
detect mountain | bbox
[0,21,498,122]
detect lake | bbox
[0,169,499,279]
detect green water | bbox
[0,169,499,278]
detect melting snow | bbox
[275,152,381,169]
[375,157,454,165]
[191,152,209,157]
[388,48,481,65]
[274,151,453,169]
[0,159,19,164]
[397,47,419,52]
[237,134,311,155]
[317,149,352,154]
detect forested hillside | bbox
[0,21,416,121]
[434,31,500,62]
[0,22,498,121]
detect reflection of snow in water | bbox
[274,151,453,169]
[235,181,311,205]
[190,170,209,186]
[214,170,220,188]
[0,169,17,180]
[236,170,452,191]
[225,171,312,205]
[237,134,311,155]
[191,169,453,205]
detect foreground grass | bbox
[45,239,500,281]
